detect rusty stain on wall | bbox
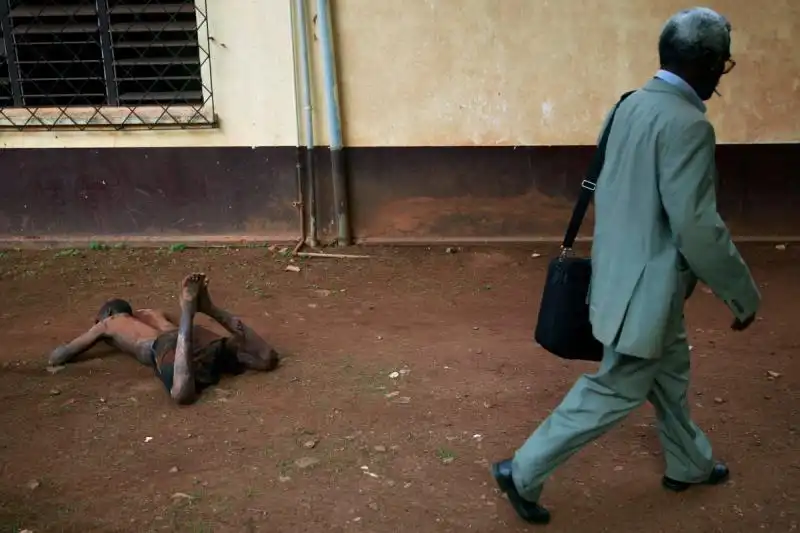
[337,145,800,241]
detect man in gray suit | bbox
[491,7,761,525]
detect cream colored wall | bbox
[0,0,299,149]
[1,0,796,149]
[326,0,800,146]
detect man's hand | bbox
[48,345,70,366]
[731,314,755,331]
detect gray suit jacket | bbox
[588,78,761,359]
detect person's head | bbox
[95,298,133,323]
[658,7,736,101]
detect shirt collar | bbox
[654,69,707,113]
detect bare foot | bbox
[196,276,215,315]
[181,273,206,307]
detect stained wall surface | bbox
[0,1,797,243]
[325,0,800,146]
[1,0,796,150]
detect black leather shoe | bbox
[662,462,730,492]
[491,459,551,524]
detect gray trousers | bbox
[511,320,714,502]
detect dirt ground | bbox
[0,243,796,533]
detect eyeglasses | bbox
[723,58,736,74]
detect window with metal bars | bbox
[0,0,214,129]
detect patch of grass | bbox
[167,497,212,533]
[0,251,7,258]
[188,521,214,533]
[0,518,25,533]
[436,447,457,463]
[88,241,110,251]
[169,243,187,253]
[54,248,81,258]
[276,458,293,476]
[245,279,268,299]
[54,502,80,520]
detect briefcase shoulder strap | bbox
[560,90,635,251]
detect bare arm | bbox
[48,322,107,366]
[658,118,760,322]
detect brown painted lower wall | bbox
[0,144,797,245]
[0,147,301,244]
[317,143,800,242]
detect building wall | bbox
[0,0,298,149]
[327,0,800,147]
[313,0,800,242]
[0,0,301,242]
[0,0,797,244]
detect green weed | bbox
[54,248,81,258]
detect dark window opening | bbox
[0,0,212,128]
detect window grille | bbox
[0,0,214,130]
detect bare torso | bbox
[101,309,223,366]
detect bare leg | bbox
[170,273,205,404]
[196,279,279,371]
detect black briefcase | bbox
[534,91,633,362]
[535,253,603,361]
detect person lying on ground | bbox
[47,273,279,404]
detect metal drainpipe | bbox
[289,0,307,251]
[315,0,351,246]
[293,0,318,248]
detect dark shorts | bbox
[150,330,246,393]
